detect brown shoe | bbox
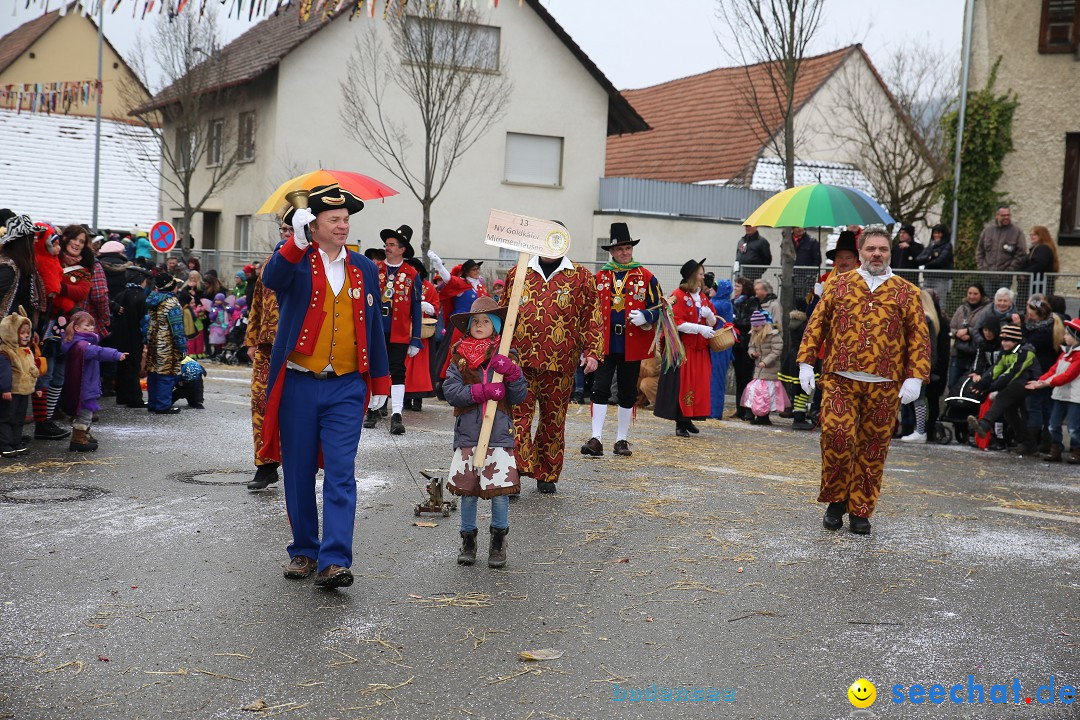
[580,437,603,456]
[612,440,632,457]
[314,564,354,588]
[282,555,316,579]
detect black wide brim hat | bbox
[380,224,415,259]
[364,247,386,262]
[459,259,484,276]
[449,296,507,334]
[679,258,706,281]
[600,222,640,251]
[307,183,365,216]
[827,231,859,260]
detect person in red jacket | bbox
[1027,317,1080,463]
[42,225,94,424]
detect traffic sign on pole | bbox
[150,221,177,253]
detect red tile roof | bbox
[605,46,857,184]
[0,8,64,75]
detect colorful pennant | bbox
[0,81,101,115]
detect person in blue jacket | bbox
[709,276,735,419]
[260,184,391,590]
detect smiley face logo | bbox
[848,678,876,708]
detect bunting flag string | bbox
[0,81,102,115]
[24,0,517,20]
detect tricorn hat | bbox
[600,222,640,251]
[450,295,507,334]
[459,259,484,277]
[827,231,859,260]
[154,273,177,291]
[306,183,365,217]
[380,224,415,258]
[679,258,706,281]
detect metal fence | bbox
[165,249,274,281]
[598,176,772,221]
[441,258,1079,323]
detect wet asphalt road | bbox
[0,364,1077,720]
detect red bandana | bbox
[458,335,499,369]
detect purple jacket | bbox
[61,331,124,415]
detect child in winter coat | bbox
[208,293,230,357]
[1026,317,1080,463]
[172,356,206,410]
[968,323,1041,454]
[60,312,127,452]
[741,310,787,425]
[442,297,527,568]
[0,311,41,456]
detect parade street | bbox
[1,366,1077,720]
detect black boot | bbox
[1011,428,1038,456]
[536,481,557,494]
[247,463,281,490]
[823,501,845,530]
[363,410,379,429]
[390,413,405,435]
[34,419,71,440]
[849,514,872,535]
[379,398,390,418]
[675,422,690,437]
[685,420,700,434]
[413,398,423,412]
[457,529,478,565]
[1037,429,1051,455]
[488,526,508,568]
[792,411,814,430]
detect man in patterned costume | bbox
[363,224,421,435]
[798,229,930,534]
[581,223,662,458]
[500,252,603,493]
[243,216,286,491]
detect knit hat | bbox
[99,240,126,254]
[750,310,770,327]
[214,293,226,302]
[981,315,1000,337]
[999,324,1023,342]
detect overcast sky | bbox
[2,0,963,91]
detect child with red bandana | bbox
[441,297,527,569]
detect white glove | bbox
[427,249,444,268]
[898,378,922,405]
[813,282,824,297]
[699,325,716,339]
[676,322,698,335]
[291,208,316,245]
[799,363,816,395]
[628,309,648,327]
[699,306,715,324]
[420,301,435,316]
[368,394,387,411]
[407,345,421,358]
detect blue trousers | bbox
[146,373,179,411]
[460,495,509,532]
[1049,399,1080,448]
[709,349,732,418]
[279,370,367,572]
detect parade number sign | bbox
[473,210,573,469]
[150,221,177,253]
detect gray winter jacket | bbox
[975,222,1026,271]
[444,355,528,450]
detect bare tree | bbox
[716,0,825,351]
[822,47,957,226]
[121,8,245,256]
[340,2,511,259]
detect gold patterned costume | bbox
[244,274,280,466]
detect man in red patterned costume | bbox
[581,223,662,458]
[797,230,930,535]
[500,251,603,493]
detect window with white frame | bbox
[207,118,224,167]
[504,132,563,187]
[236,215,252,252]
[238,111,256,162]
[403,16,499,72]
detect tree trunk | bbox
[779,110,796,365]
[421,199,432,273]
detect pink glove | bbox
[489,353,522,381]
[469,382,506,404]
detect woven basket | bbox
[708,325,736,352]
[420,317,437,339]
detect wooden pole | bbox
[472,251,529,470]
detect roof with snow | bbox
[0,109,160,230]
[748,157,877,197]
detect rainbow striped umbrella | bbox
[743,183,894,228]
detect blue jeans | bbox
[1025,387,1054,430]
[1048,400,1080,448]
[146,373,179,411]
[460,495,509,532]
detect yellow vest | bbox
[288,283,358,374]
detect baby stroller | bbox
[218,311,250,366]
[941,376,983,445]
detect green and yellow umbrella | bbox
[744,183,894,228]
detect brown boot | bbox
[1069,449,1080,465]
[488,526,508,568]
[580,437,603,456]
[68,427,97,452]
[1044,444,1063,462]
